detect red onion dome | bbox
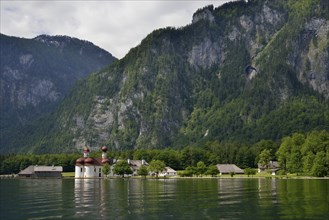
[101,146,107,152]
[84,157,94,164]
[102,158,110,164]
[83,147,90,153]
[76,158,85,164]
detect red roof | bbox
[75,157,111,166]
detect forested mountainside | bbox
[3,0,329,154]
[0,34,116,152]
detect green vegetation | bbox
[1,130,328,177]
[244,168,257,177]
[277,131,329,177]
[62,172,75,177]
[0,153,79,174]
[102,163,111,177]
[112,160,133,177]
[258,149,272,170]
[137,165,149,178]
[206,165,220,177]
[148,160,166,178]
[0,34,116,153]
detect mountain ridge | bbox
[0,33,117,152]
[2,0,329,153]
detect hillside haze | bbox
[0,34,116,152]
[3,0,329,153]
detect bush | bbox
[244,168,257,177]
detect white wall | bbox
[75,165,103,178]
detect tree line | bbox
[1,130,328,177]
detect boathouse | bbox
[18,165,63,178]
[216,164,244,175]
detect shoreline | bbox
[1,173,328,180]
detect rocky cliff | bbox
[3,0,329,153]
[0,34,116,151]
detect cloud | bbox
[1,0,231,58]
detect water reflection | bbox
[217,178,244,205]
[258,178,278,205]
[1,178,328,219]
[276,179,329,219]
[74,179,105,219]
[70,178,329,219]
[0,179,64,219]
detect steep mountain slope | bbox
[5,0,329,153]
[0,34,116,151]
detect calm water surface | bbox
[0,178,328,219]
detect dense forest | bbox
[1,130,328,177]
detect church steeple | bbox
[101,146,109,164]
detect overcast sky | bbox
[1,0,232,59]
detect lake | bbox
[0,178,328,219]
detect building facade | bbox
[18,165,63,178]
[75,146,111,178]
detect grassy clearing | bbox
[62,172,75,177]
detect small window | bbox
[81,168,83,172]
[99,168,101,172]
[94,168,96,172]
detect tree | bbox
[205,165,219,177]
[113,160,133,177]
[259,149,271,170]
[196,161,207,177]
[276,136,292,171]
[302,152,315,174]
[183,166,196,177]
[148,160,166,178]
[286,133,305,174]
[137,165,149,178]
[244,168,256,177]
[311,152,328,177]
[102,163,110,177]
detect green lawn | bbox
[62,172,75,177]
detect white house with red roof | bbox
[75,146,112,178]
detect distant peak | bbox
[33,34,74,43]
[192,5,215,24]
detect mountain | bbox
[0,34,116,152]
[3,0,329,154]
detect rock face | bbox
[0,34,116,150]
[3,0,329,153]
[192,5,215,24]
[288,18,329,98]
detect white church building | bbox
[75,146,111,178]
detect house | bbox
[258,161,280,175]
[127,159,148,176]
[216,164,244,175]
[158,166,177,177]
[75,146,112,178]
[18,165,63,178]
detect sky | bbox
[1,0,232,59]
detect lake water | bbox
[0,178,328,219]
